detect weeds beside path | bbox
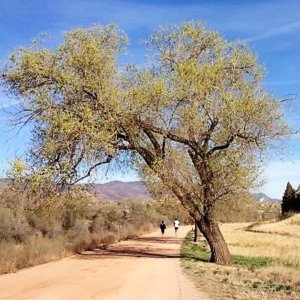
[0,226,209,300]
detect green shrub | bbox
[181,231,210,262]
[231,255,272,269]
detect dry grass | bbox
[221,222,300,267]
[0,220,156,275]
[182,215,300,299]
[0,224,155,274]
[0,192,162,275]
[248,214,300,238]
[0,236,69,274]
[183,259,299,300]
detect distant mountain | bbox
[0,177,280,204]
[88,181,151,201]
[0,178,150,201]
[253,192,281,203]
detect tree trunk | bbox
[196,207,230,265]
[193,219,198,242]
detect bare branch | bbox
[70,155,113,185]
[137,119,197,150]
[207,136,235,156]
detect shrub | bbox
[0,206,30,242]
[0,184,164,274]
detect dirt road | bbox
[0,226,210,300]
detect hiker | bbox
[174,218,180,236]
[159,220,166,237]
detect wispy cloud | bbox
[246,21,300,42]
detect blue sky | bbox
[0,0,300,198]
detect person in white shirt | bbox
[173,218,180,236]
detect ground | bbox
[0,226,209,300]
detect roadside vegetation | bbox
[181,215,300,300]
[0,184,169,275]
[214,192,280,222]
[0,173,278,276]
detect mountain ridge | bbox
[252,192,281,203]
[87,180,151,201]
[0,178,281,202]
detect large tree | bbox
[1,22,290,265]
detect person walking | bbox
[159,220,166,237]
[173,218,180,236]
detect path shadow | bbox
[76,236,183,260]
[77,248,181,260]
[133,236,182,244]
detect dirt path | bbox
[0,226,210,300]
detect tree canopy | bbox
[282,182,300,214]
[1,22,291,265]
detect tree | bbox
[282,182,300,214]
[295,185,300,212]
[1,22,290,265]
[282,182,295,214]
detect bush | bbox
[0,235,68,274]
[0,207,30,242]
[0,184,163,274]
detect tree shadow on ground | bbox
[76,236,183,260]
[133,236,181,244]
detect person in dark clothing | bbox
[159,220,166,237]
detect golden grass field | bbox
[222,219,300,264]
[248,214,300,237]
[182,214,300,300]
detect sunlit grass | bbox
[220,219,300,269]
[181,219,300,300]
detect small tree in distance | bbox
[282,182,295,214]
[282,182,300,215]
[295,185,300,212]
[1,22,291,265]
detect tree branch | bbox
[143,128,162,157]
[137,119,197,150]
[207,136,235,156]
[70,155,113,185]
